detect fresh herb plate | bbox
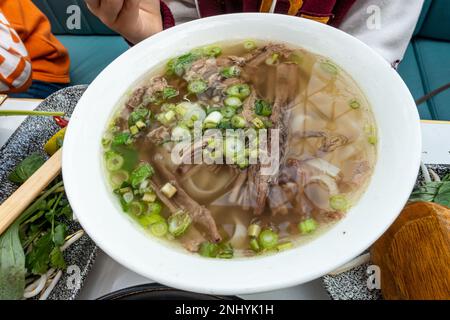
[0,86,96,300]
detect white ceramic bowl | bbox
[63,13,421,294]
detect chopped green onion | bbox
[265,53,279,66]
[112,132,131,146]
[224,96,243,108]
[142,192,156,202]
[221,106,236,118]
[320,61,339,75]
[226,84,251,99]
[247,224,261,238]
[203,111,223,128]
[298,218,317,234]
[147,202,163,215]
[220,65,241,78]
[135,120,146,129]
[258,229,278,249]
[130,163,154,188]
[105,152,124,171]
[236,157,249,169]
[243,40,257,51]
[329,194,349,211]
[349,99,361,109]
[128,108,149,126]
[128,201,145,216]
[110,170,129,188]
[150,221,169,237]
[203,45,222,57]
[251,117,265,129]
[162,87,179,100]
[217,243,234,259]
[276,241,293,251]
[164,110,176,122]
[122,191,134,204]
[199,242,219,258]
[218,118,232,129]
[249,238,260,252]
[138,213,164,228]
[254,100,272,116]
[168,210,192,237]
[188,80,208,94]
[231,115,246,128]
[171,126,191,142]
[129,125,139,135]
[224,137,245,159]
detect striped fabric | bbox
[0,12,31,93]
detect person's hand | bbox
[85,0,163,44]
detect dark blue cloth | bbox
[8,80,68,99]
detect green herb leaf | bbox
[49,247,66,270]
[0,222,26,300]
[8,153,46,184]
[26,232,53,275]
[53,224,67,246]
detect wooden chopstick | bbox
[0,148,62,235]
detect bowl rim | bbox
[62,13,421,295]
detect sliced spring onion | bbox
[105,152,124,171]
[142,192,157,202]
[162,87,179,100]
[150,221,169,237]
[128,201,145,216]
[135,120,146,129]
[168,210,192,237]
[249,238,260,252]
[258,229,278,249]
[183,105,206,127]
[188,80,208,94]
[221,106,236,118]
[171,126,191,142]
[349,99,361,109]
[129,125,139,135]
[128,108,149,126]
[231,115,246,129]
[226,84,251,99]
[251,117,265,129]
[329,195,349,212]
[265,53,279,66]
[320,61,339,75]
[224,96,243,108]
[199,242,219,258]
[243,40,257,51]
[203,45,222,57]
[138,213,164,228]
[254,100,272,116]
[112,132,131,146]
[122,191,134,204]
[147,202,163,215]
[247,224,261,238]
[164,110,176,122]
[119,187,132,194]
[276,241,293,251]
[220,65,241,78]
[224,136,245,159]
[203,111,223,128]
[217,243,234,259]
[299,218,317,234]
[110,170,129,188]
[161,183,177,198]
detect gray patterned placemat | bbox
[0,86,97,300]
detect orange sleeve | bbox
[0,11,32,93]
[2,0,70,85]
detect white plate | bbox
[63,13,421,295]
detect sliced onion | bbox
[305,158,340,178]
